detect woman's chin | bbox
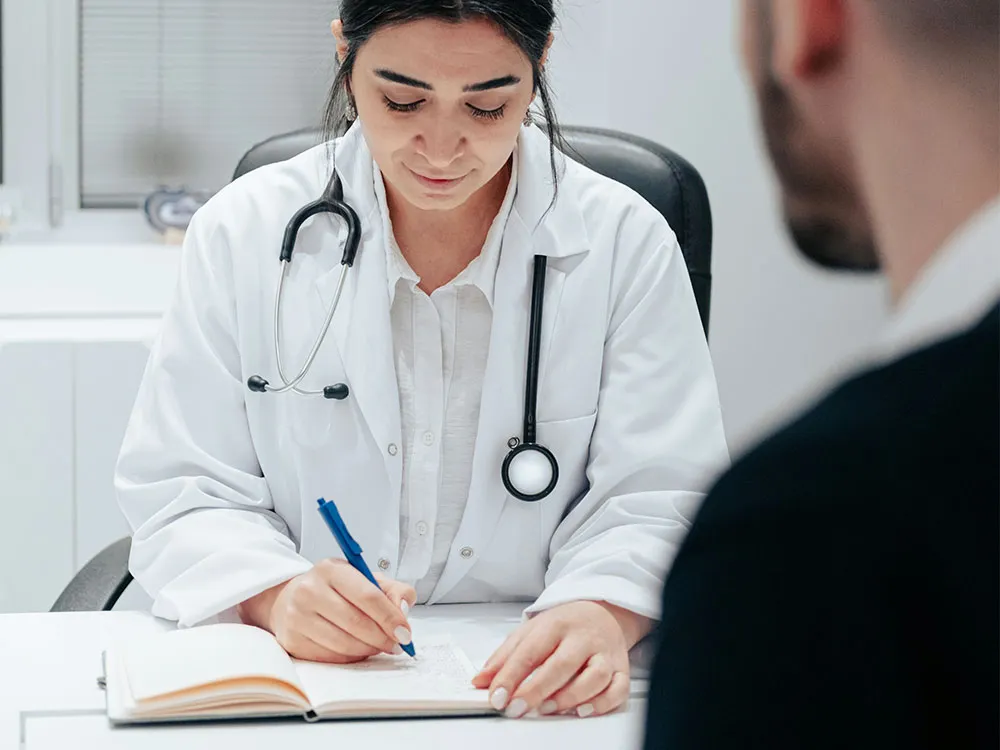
[402,188,473,212]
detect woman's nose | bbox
[415,116,465,168]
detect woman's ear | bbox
[539,32,555,68]
[331,19,349,64]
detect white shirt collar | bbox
[373,149,519,307]
[881,195,1000,360]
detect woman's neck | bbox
[385,159,512,294]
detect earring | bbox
[523,109,533,127]
[346,97,358,121]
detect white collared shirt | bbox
[882,196,1000,360]
[373,157,519,602]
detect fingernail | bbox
[505,698,528,719]
[394,626,412,645]
[490,687,509,711]
[540,700,558,715]
[400,600,410,616]
[577,703,595,718]
[392,644,403,655]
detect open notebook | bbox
[101,623,495,724]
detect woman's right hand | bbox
[237,559,417,664]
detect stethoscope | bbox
[247,170,559,502]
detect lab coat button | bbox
[378,558,391,571]
[460,547,474,559]
[416,521,429,535]
[422,431,435,446]
[387,443,398,456]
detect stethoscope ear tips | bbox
[247,375,269,393]
[323,383,350,400]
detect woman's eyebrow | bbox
[374,68,521,92]
[463,75,521,92]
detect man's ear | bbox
[331,19,349,64]
[770,0,846,84]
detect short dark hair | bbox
[324,0,565,190]
[872,0,999,56]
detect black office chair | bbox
[51,125,713,612]
[234,125,714,333]
[50,536,133,612]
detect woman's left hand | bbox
[471,600,650,719]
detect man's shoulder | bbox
[710,305,999,514]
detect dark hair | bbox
[323,0,565,193]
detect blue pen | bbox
[316,498,416,658]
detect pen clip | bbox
[318,498,364,556]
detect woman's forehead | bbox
[358,17,531,74]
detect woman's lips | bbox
[409,168,466,191]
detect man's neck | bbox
[853,67,999,304]
[385,160,512,294]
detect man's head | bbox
[740,0,999,272]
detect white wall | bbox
[549,0,888,453]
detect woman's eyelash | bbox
[468,104,506,121]
[382,96,506,122]
[383,97,423,113]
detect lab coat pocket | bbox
[280,394,337,448]
[276,350,351,450]
[535,410,598,552]
[275,341,351,450]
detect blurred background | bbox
[0,0,887,614]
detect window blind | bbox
[80,0,337,208]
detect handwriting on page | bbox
[343,644,471,680]
[293,640,483,707]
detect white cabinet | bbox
[0,245,178,613]
[0,341,76,613]
[73,340,156,569]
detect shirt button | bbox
[387,443,398,456]
[460,546,474,559]
[422,431,435,446]
[378,558,391,571]
[416,521,429,536]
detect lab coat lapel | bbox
[311,126,402,497]
[428,211,534,603]
[428,125,586,602]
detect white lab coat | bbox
[115,122,730,628]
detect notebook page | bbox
[121,623,307,705]
[294,638,490,710]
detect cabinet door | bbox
[0,341,74,613]
[74,339,154,572]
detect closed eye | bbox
[468,103,506,121]
[384,96,424,113]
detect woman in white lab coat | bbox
[116,0,729,721]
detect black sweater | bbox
[644,304,999,750]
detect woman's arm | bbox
[115,206,312,627]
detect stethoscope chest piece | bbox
[500,254,560,503]
[502,437,559,502]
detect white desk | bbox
[2,603,647,750]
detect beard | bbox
[756,68,881,272]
